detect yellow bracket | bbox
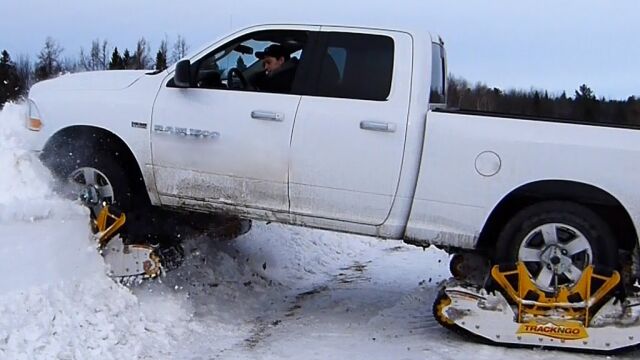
[491,262,620,326]
[93,206,126,249]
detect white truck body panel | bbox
[289,27,413,225]
[406,111,640,248]
[27,71,166,204]
[152,88,301,212]
[29,70,147,91]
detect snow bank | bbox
[0,103,177,359]
[0,104,80,224]
[0,103,98,291]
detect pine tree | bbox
[122,49,131,69]
[573,84,599,122]
[155,50,167,71]
[108,47,125,70]
[575,84,595,100]
[532,90,542,116]
[0,50,10,66]
[155,39,168,71]
[0,50,24,108]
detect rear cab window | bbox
[311,32,394,101]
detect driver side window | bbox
[194,30,310,95]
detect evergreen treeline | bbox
[0,35,190,108]
[2,36,639,127]
[0,50,25,105]
[447,76,640,126]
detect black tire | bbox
[43,147,134,216]
[495,201,617,292]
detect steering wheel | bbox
[227,67,248,89]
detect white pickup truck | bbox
[25,23,640,350]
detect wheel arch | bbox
[476,180,638,257]
[40,125,151,204]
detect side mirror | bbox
[173,60,191,88]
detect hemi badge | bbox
[131,121,148,129]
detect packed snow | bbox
[0,103,636,359]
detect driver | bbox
[253,44,298,93]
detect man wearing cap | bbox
[254,44,298,93]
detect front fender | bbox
[26,72,168,205]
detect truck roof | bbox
[283,22,436,40]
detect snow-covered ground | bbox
[0,103,637,359]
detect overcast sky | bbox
[2,0,638,99]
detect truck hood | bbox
[31,70,149,92]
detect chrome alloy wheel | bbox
[69,167,115,216]
[518,223,592,292]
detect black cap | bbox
[255,44,288,59]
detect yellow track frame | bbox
[92,206,126,249]
[491,262,620,326]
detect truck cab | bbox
[26,24,446,240]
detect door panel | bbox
[151,27,319,213]
[289,29,413,225]
[152,88,300,211]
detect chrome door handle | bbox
[359,120,396,133]
[251,111,284,122]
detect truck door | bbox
[151,27,318,212]
[289,28,413,225]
